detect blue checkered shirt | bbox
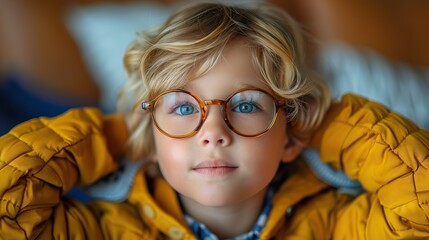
[183,187,275,240]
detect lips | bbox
[192,160,238,175]
[194,160,236,168]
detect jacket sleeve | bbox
[310,94,429,239]
[0,108,128,239]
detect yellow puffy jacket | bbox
[1,94,428,239]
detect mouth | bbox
[192,160,238,176]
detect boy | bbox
[1,2,428,239]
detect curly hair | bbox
[118,2,330,160]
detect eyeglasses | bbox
[141,87,286,138]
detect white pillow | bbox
[66,3,429,130]
[66,3,176,112]
[65,1,263,112]
[319,43,429,130]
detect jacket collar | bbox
[128,160,328,238]
[261,160,329,239]
[128,166,194,239]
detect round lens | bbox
[152,91,201,137]
[226,90,277,136]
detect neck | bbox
[179,188,267,239]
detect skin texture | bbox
[152,39,303,238]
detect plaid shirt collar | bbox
[183,186,276,240]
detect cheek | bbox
[247,119,288,167]
[254,116,288,159]
[153,131,191,186]
[239,135,285,169]
[154,133,183,162]
[238,120,288,172]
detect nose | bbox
[198,106,232,147]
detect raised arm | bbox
[310,94,429,238]
[0,108,128,239]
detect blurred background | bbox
[1,0,429,136]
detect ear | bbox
[281,139,305,163]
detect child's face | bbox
[152,39,302,207]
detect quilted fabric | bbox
[1,94,428,239]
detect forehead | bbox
[184,39,270,99]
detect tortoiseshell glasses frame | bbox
[141,87,286,138]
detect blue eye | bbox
[174,104,196,115]
[234,102,257,113]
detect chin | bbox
[190,190,248,208]
[194,198,236,208]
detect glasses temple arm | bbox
[141,102,152,110]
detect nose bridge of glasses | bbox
[203,99,225,106]
[203,99,226,116]
[201,99,227,122]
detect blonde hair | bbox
[119,2,331,160]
